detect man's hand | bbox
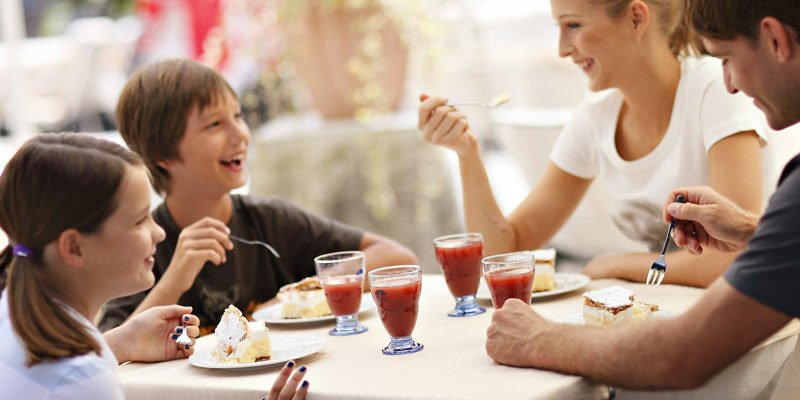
[104,305,199,363]
[161,217,233,293]
[663,186,760,255]
[486,299,549,367]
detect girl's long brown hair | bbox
[0,133,142,366]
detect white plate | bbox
[554,310,673,325]
[476,272,591,301]
[188,332,327,371]
[251,293,376,324]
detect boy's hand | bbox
[104,305,199,363]
[162,217,234,293]
[418,94,477,157]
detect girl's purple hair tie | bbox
[12,244,33,258]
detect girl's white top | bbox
[0,289,123,399]
[550,56,772,252]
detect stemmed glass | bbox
[433,233,485,317]
[482,251,535,309]
[314,251,368,336]
[368,265,424,355]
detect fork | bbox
[230,235,281,258]
[646,194,686,286]
[450,94,511,108]
[175,321,193,347]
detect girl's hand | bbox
[265,361,309,400]
[104,305,199,363]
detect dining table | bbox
[116,274,800,400]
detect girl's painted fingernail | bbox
[287,361,295,368]
[184,316,190,322]
[185,345,191,350]
[299,366,306,373]
[172,335,178,340]
[176,327,183,334]
[302,381,309,388]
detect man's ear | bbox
[629,0,651,39]
[761,17,794,63]
[156,157,174,170]
[56,229,85,268]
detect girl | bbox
[418,0,768,287]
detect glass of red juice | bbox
[369,265,424,355]
[315,251,368,336]
[482,251,535,309]
[433,233,486,317]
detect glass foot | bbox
[329,313,368,336]
[382,336,424,355]
[447,294,486,317]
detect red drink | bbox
[323,275,363,316]
[485,267,535,308]
[371,279,422,338]
[435,241,483,297]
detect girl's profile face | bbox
[551,0,635,91]
[82,165,166,299]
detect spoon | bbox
[450,94,511,108]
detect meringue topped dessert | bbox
[277,276,332,319]
[582,285,659,327]
[531,248,557,292]
[213,305,271,363]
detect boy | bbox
[100,59,416,332]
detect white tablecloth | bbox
[117,275,799,400]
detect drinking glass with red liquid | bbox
[433,233,486,317]
[315,251,368,336]
[482,251,535,309]
[369,265,424,355]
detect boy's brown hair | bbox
[115,58,237,194]
[688,0,800,43]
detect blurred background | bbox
[1,0,799,272]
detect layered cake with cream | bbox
[277,276,332,319]
[213,305,271,363]
[582,286,659,327]
[532,248,557,292]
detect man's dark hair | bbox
[688,0,800,42]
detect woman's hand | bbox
[265,361,309,400]
[418,94,477,157]
[104,305,199,363]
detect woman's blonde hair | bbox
[591,0,707,56]
[0,133,142,366]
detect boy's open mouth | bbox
[220,155,244,167]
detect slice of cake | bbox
[582,286,659,327]
[213,305,271,363]
[277,276,332,319]
[532,248,557,292]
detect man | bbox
[485,0,800,395]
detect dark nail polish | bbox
[184,316,190,322]
[172,335,178,340]
[185,345,191,350]
[287,361,295,368]
[176,327,183,334]
[299,366,306,373]
[302,381,309,388]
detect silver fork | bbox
[646,194,686,286]
[230,235,281,258]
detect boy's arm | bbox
[359,232,417,288]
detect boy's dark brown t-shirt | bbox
[99,195,363,332]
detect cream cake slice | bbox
[532,248,557,292]
[582,286,660,327]
[213,305,271,363]
[277,276,331,319]
[582,285,636,327]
